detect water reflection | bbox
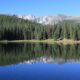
[0,43,80,65]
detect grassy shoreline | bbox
[0,39,80,45]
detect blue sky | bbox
[0,0,80,16]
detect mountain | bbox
[17,14,80,25]
[0,14,80,41]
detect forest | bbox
[0,14,80,40]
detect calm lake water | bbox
[0,43,80,80]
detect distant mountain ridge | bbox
[17,14,80,25]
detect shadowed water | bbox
[0,43,80,80]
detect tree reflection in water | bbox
[0,43,80,65]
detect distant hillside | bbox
[0,14,47,40]
[0,14,80,40]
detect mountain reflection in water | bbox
[0,43,80,65]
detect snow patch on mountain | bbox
[17,14,80,25]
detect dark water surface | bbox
[0,43,80,80]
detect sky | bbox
[0,0,80,16]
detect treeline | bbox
[0,14,80,40]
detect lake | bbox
[0,43,80,80]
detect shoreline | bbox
[0,39,80,45]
